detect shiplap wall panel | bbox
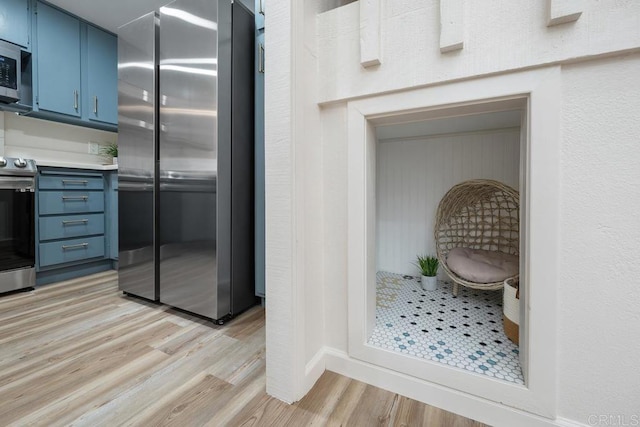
[376,129,520,275]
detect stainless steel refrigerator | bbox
[117,0,256,322]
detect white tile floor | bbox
[369,271,524,384]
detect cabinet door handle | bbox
[62,179,88,185]
[93,96,98,114]
[62,219,89,225]
[259,0,264,15]
[62,243,89,250]
[258,43,265,74]
[73,90,79,111]
[62,195,89,201]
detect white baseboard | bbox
[321,347,576,427]
[303,347,327,395]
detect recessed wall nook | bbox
[372,109,524,384]
[346,68,561,418]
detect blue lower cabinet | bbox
[39,213,105,241]
[39,236,105,267]
[39,175,104,190]
[39,191,104,215]
[36,167,117,285]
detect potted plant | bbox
[101,143,118,165]
[415,254,439,291]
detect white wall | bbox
[266,0,640,424]
[263,0,326,403]
[0,112,116,165]
[316,0,640,104]
[376,129,520,275]
[557,54,640,423]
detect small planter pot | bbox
[421,275,437,291]
[112,157,118,165]
[503,277,520,345]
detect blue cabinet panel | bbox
[39,236,105,267]
[35,2,81,117]
[105,171,118,259]
[255,29,265,298]
[39,174,104,190]
[38,191,104,215]
[0,0,30,48]
[39,213,105,241]
[87,25,117,125]
[255,0,264,30]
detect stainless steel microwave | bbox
[0,40,21,104]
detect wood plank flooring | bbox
[0,271,487,426]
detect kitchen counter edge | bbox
[36,160,118,171]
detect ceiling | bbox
[376,110,522,141]
[46,0,254,34]
[46,0,170,33]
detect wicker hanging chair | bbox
[434,179,520,296]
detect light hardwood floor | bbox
[0,271,487,426]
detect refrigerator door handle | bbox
[258,43,265,73]
[119,182,154,191]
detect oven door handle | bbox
[0,176,36,191]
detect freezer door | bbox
[159,0,226,319]
[117,12,158,301]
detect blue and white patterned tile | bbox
[369,271,525,385]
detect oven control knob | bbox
[0,157,6,167]
[14,158,27,168]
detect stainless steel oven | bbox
[0,157,36,294]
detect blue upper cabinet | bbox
[30,1,118,130]
[255,0,264,30]
[86,25,117,125]
[35,2,82,117]
[0,0,30,49]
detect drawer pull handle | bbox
[62,219,89,225]
[62,243,89,250]
[62,180,89,185]
[62,196,89,201]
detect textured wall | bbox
[557,54,640,424]
[264,0,297,402]
[317,1,640,103]
[376,129,520,276]
[264,0,328,403]
[268,0,640,421]
[311,1,640,424]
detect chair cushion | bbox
[447,247,519,284]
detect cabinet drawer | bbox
[39,191,104,215]
[39,213,105,241]
[39,175,104,190]
[39,236,105,267]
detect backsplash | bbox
[0,112,117,165]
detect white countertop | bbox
[36,160,118,171]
